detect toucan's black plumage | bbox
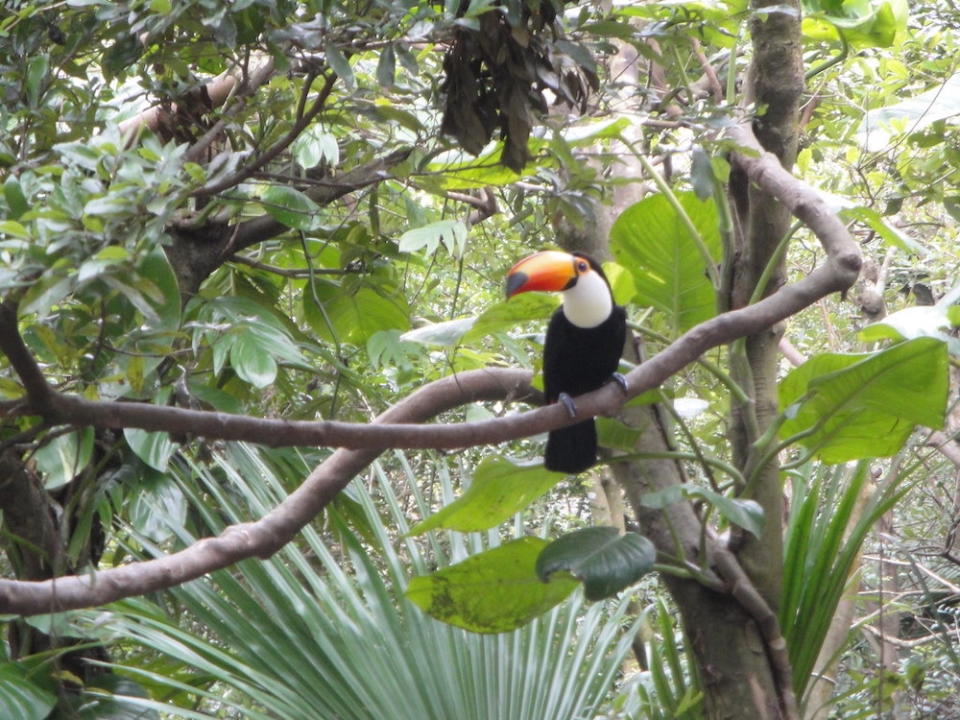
[506,251,626,473]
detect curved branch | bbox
[3,140,859,453]
[119,54,276,139]
[0,369,536,615]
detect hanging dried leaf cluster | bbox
[441,1,597,171]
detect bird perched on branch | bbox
[505,250,627,473]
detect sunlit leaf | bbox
[407,456,563,535]
[406,537,578,633]
[124,428,177,473]
[610,192,721,334]
[400,317,477,347]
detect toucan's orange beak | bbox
[505,251,577,298]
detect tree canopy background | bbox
[0,0,958,718]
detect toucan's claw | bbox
[558,392,578,419]
[611,372,629,395]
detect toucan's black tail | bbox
[545,420,597,474]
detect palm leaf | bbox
[72,444,639,720]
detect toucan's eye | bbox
[576,260,588,273]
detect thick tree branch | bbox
[119,54,276,139]
[0,369,536,615]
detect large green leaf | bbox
[124,427,177,473]
[304,280,410,345]
[610,192,720,334]
[261,185,320,230]
[535,527,656,601]
[230,331,279,388]
[778,337,948,463]
[406,537,578,633]
[465,292,559,343]
[859,304,960,355]
[407,456,563,535]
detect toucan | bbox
[505,251,627,473]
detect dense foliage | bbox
[0,0,958,718]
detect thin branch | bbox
[230,147,412,253]
[230,254,360,278]
[0,301,55,414]
[190,73,338,199]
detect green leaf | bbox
[596,417,644,452]
[304,281,410,345]
[0,663,56,720]
[34,428,94,490]
[0,220,30,239]
[324,43,355,88]
[779,337,948,463]
[230,331,278,388]
[137,247,181,332]
[407,456,564,535]
[840,206,921,254]
[376,44,396,87]
[124,428,177,473]
[26,54,48,107]
[535,527,656,601]
[406,537,578,633]
[802,0,907,48]
[261,185,320,230]
[398,219,468,257]
[291,125,339,169]
[425,148,523,191]
[128,468,187,543]
[3,177,28,219]
[610,192,721,334]
[20,271,74,318]
[465,293,560,343]
[640,483,765,537]
[602,261,637,306]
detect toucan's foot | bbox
[611,372,629,395]
[558,392,578,418]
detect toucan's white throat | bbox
[561,270,613,328]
